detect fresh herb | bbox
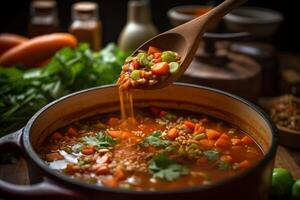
[203,150,219,161]
[218,160,231,170]
[149,153,189,181]
[82,131,118,149]
[0,43,130,136]
[140,131,171,148]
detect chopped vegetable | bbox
[271,167,295,196]
[83,132,118,149]
[149,153,189,181]
[140,131,171,147]
[169,62,180,74]
[292,179,300,199]
[203,150,219,161]
[0,43,130,136]
[161,51,176,63]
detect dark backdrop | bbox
[0,0,298,52]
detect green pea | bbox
[169,62,180,74]
[271,167,295,196]
[137,53,149,66]
[292,179,300,199]
[130,70,141,80]
[162,51,176,63]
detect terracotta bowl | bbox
[0,83,277,200]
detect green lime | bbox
[292,179,300,199]
[272,167,295,196]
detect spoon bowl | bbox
[132,0,247,89]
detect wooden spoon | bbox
[133,0,247,89]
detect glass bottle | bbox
[118,0,158,51]
[69,2,102,51]
[28,0,59,37]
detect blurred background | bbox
[0,0,298,51]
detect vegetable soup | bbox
[39,107,263,190]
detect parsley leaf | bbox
[203,150,219,161]
[149,153,189,181]
[83,131,117,149]
[140,131,171,148]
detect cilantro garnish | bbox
[140,131,171,148]
[149,153,189,181]
[203,150,219,161]
[82,131,117,149]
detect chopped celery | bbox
[137,53,149,66]
[169,62,180,74]
[130,70,141,80]
[162,51,176,63]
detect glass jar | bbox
[28,0,59,37]
[69,2,102,51]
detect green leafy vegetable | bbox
[82,132,117,149]
[140,131,171,148]
[203,150,219,161]
[161,51,176,63]
[149,153,189,181]
[137,52,149,66]
[0,43,130,137]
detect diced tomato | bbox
[65,163,77,175]
[199,139,214,149]
[151,62,169,75]
[220,155,233,163]
[184,121,195,132]
[197,156,209,164]
[220,133,230,140]
[114,166,126,180]
[194,123,205,133]
[96,165,110,175]
[132,59,140,69]
[102,177,118,188]
[148,46,161,54]
[153,52,162,59]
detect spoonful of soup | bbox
[117,0,246,90]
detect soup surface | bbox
[39,107,263,190]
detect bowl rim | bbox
[167,5,213,21]
[22,83,278,195]
[223,6,283,24]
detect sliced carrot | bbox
[153,52,162,59]
[46,152,64,161]
[148,46,161,54]
[231,138,242,146]
[220,155,233,163]
[51,132,63,141]
[199,139,214,149]
[194,123,205,133]
[65,163,77,175]
[241,136,253,145]
[114,166,126,180]
[108,117,119,127]
[66,127,78,137]
[184,120,195,132]
[151,62,169,75]
[215,138,231,149]
[81,146,95,155]
[167,128,179,140]
[239,160,250,169]
[206,129,221,140]
[102,177,118,188]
